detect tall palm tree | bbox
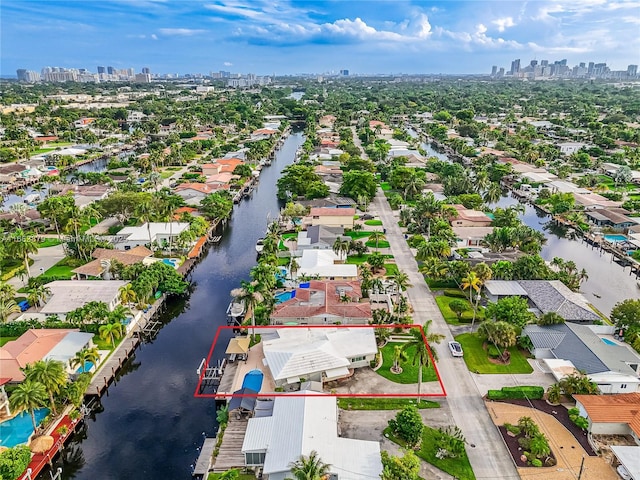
[9,380,47,432]
[483,182,502,204]
[99,322,124,348]
[119,284,138,306]
[332,238,350,262]
[7,229,38,278]
[368,230,386,251]
[288,450,331,480]
[289,257,300,280]
[26,284,51,309]
[26,359,67,415]
[231,282,264,335]
[389,271,412,304]
[461,271,481,304]
[403,323,444,401]
[135,198,155,247]
[70,347,100,373]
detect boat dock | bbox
[192,437,216,477]
[211,415,249,472]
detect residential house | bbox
[72,246,153,279]
[307,207,355,229]
[484,280,601,323]
[241,392,382,480]
[573,192,622,210]
[205,172,236,189]
[262,327,377,386]
[450,205,493,228]
[250,128,277,141]
[574,393,640,443]
[114,222,190,250]
[0,164,28,184]
[0,329,95,382]
[296,250,358,280]
[202,158,244,176]
[270,280,371,325]
[523,323,640,393]
[453,226,494,248]
[586,208,637,230]
[40,280,129,316]
[296,225,350,252]
[297,195,356,209]
[558,142,586,155]
[175,183,215,205]
[52,184,111,208]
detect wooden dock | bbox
[193,438,216,476]
[86,337,140,396]
[216,360,239,395]
[211,416,249,472]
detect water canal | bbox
[43,131,305,480]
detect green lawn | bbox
[454,333,533,374]
[338,397,440,410]
[383,263,399,276]
[376,342,438,384]
[364,219,383,226]
[43,263,75,279]
[0,336,18,347]
[435,295,484,325]
[208,473,255,480]
[344,231,371,239]
[385,426,476,480]
[159,170,174,179]
[38,238,62,248]
[380,182,391,191]
[91,334,115,351]
[365,240,390,249]
[346,254,394,265]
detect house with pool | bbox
[270,280,371,325]
[112,222,190,250]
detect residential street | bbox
[7,244,65,290]
[369,188,520,479]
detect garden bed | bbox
[497,425,557,468]
[495,399,596,455]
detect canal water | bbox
[44,131,305,480]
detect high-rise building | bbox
[142,67,150,74]
[530,60,538,67]
[498,67,505,77]
[510,59,520,74]
[97,66,105,74]
[107,66,115,75]
[340,69,349,76]
[491,66,497,76]
[628,65,638,77]
[16,69,27,81]
[588,62,595,74]
[540,60,549,67]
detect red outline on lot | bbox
[194,324,446,399]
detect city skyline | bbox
[2,0,640,76]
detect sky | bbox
[2,0,640,76]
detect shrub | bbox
[388,405,424,447]
[568,408,589,430]
[488,386,544,400]
[504,423,521,435]
[487,390,507,400]
[0,445,31,480]
[487,345,501,358]
[531,458,543,467]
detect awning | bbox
[286,376,300,384]
[226,336,250,355]
[324,366,350,381]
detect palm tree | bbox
[7,229,38,278]
[26,359,67,415]
[483,182,502,204]
[119,284,138,306]
[391,345,408,373]
[368,230,386,251]
[70,347,100,373]
[135,198,155,247]
[289,257,300,280]
[461,272,481,304]
[332,238,350,263]
[99,322,124,348]
[9,380,47,432]
[288,450,331,480]
[26,284,51,309]
[389,271,412,304]
[403,323,444,401]
[231,282,264,336]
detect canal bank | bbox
[39,131,305,480]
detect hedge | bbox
[487,386,544,401]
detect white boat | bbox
[226,299,245,319]
[255,238,265,253]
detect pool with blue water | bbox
[275,290,295,303]
[601,337,618,346]
[604,234,627,243]
[76,361,94,373]
[0,408,49,448]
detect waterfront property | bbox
[270,280,371,325]
[0,329,95,382]
[261,327,377,387]
[296,249,358,280]
[295,225,350,252]
[0,408,49,447]
[39,280,128,315]
[306,207,356,229]
[72,246,153,279]
[113,222,190,250]
[523,323,640,393]
[241,392,382,480]
[450,204,493,228]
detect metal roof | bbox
[228,388,258,412]
[611,446,640,479]
[40,280,128,315]
[45,331,94,364]
[484,280,527,296]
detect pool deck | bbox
[217,340,276,396]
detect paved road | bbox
[370,189,520,479]
[7,244,66,289]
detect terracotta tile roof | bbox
[0,329,78,382]
[175,183,214,194]
[73,247,152,277]
[271,280,371,321]
[574,393,640,437]
[253,128,277,135]
[33,136,59,142]
[310,207,356,217]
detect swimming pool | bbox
[76,361,94,373]
[604,234,627,243]
[161,258,179,268]
[0,408,49,448]
[275,290,295,303]
[601,338,617,346]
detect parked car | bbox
[448,341,463,357]
[360,214,374,220]
[617,465,632,480]
[18,300,30,312]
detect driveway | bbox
[7,244,66,289]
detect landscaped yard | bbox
[92,334,116,351]
[338,397,439,410]
[364,219,383,226]
[383,263,399,276]
[43,258,82,279]
[435,295,484,325]
[208,473,255,480]
[385,425,476,480]
[37,238,62,248]
[377,342,438,383]
[344,230,371,239]
[365,239,390,249]
[454,333,533,374]
[346,253,394,265]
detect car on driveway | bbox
[360,214,374,220]
[448,341,463,357]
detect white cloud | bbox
[492,17,515,32]
[158,28,206,36]
[223,61,232,66]
[151,34,158,40]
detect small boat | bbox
[226,300,245,319]
[255,238,265,253]
[593,293,602,298]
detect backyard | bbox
[377,342,438,383]
[454,333,533,374]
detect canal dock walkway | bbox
[193,438,216,477]
[211,416,249,472]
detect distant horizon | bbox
[2,1,639,76]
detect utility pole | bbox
[577,455,585,480]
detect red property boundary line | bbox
[194,324,446,399]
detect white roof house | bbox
[297,250,358,279]
[40,280,128,315]
[242,392,383,480]
[262,328,377,385]
[114,222,190,250]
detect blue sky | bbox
[2,0,639,76]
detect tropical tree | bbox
[403,324,444,401]
[231,281,264,335]
[287,450,331,480]
[389,271,412,304]
[461,271,481,304]
[0,296,20,323]
[99,322,124,348]
[9,380,47,432]
[538,312,565,325]
[477,321,517,351]
[368,230,386,251]
[332,238,350,262]
[366,252,385,273]
[449,299,468,320]
[26,284,51,309]
[70,347,100,373]
[391,345,408,374]
[380,450,420,480]
[25,359,67,415]
[6,229,38,278]
[119,284,138,306]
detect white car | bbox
[617,465,632,480]
[448,341,463,357]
